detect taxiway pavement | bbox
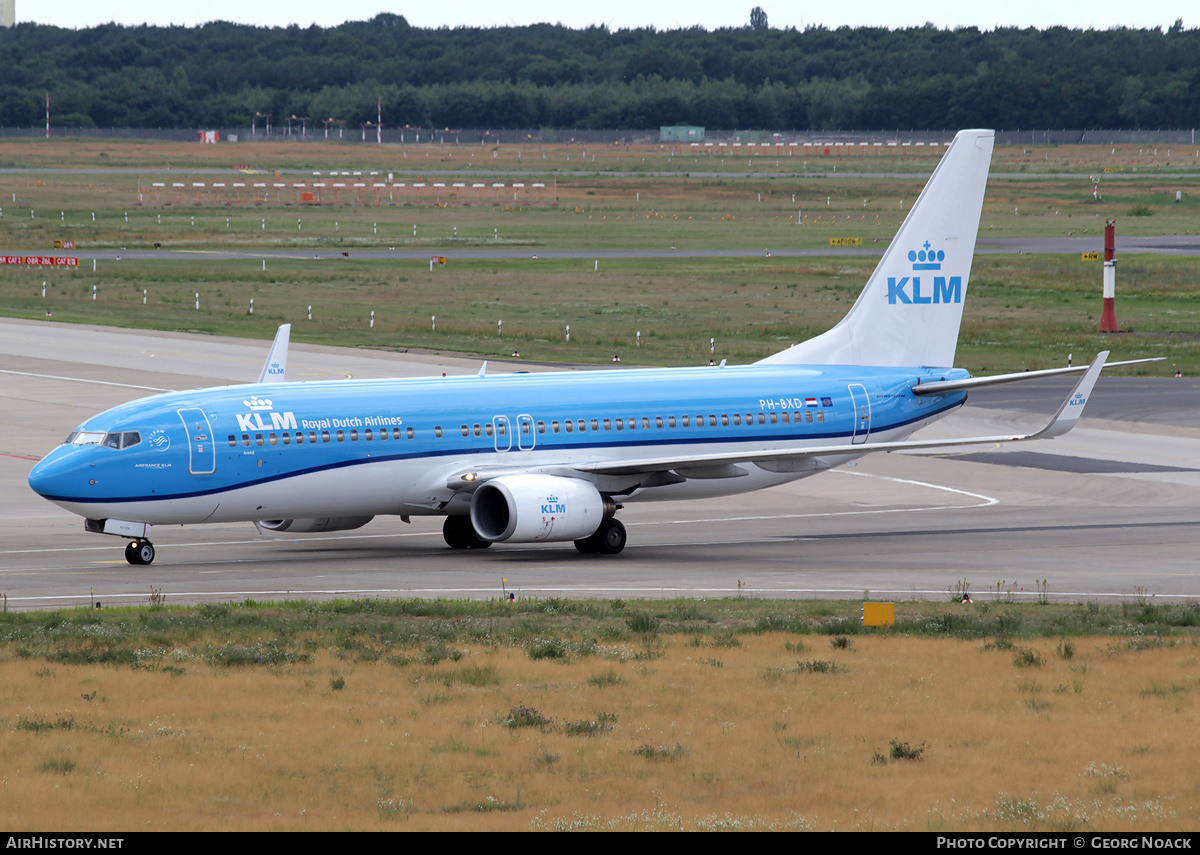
[2,318,1197,609]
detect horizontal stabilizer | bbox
[913,355,1160,396]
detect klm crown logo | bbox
[887,240,961,305]
[243,396,273,411]
[908,241,945,270]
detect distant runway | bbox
[2,318,1197,609]
[9,234,1200,262]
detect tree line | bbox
[2,14,1196,131]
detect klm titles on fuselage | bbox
[234,398,404,433]
[887,241,962,305]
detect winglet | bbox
[258,324,291,383]
[477,361,488,378]
[1030,350,1108,440]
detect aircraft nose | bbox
[27,448,79,501]
[28,456,52,497]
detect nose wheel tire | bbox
[124,540,156,566]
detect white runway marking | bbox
[0,369,174,393]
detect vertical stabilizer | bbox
[258,324,291,383]
[759,129,994,368]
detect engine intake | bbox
[470,475,609,543]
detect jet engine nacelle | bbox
[470,475,608,543]
[258,516,374,533]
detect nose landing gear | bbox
[124,539,156,565]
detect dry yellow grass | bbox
[2,633,1197,831]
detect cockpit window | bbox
[66,431,106,446]
[65,430,141,449]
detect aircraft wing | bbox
[571,350,1110,479]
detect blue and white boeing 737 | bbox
[27,130,1147,565]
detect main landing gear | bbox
[574,518,626,555]
[124,539,156,566]
[441,515,627,554]
[442,515,493,549]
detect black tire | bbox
[444,516,492,549]
[125,540,155,565]
[574,533,600,553]
[596,519,627,555]
[443,516,473,549]
[598,519,626,555]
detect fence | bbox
[2,127,1198,146]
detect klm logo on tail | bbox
[887,241,962,305]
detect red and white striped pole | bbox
[1099,218,1118,332]
[45,94,50,138]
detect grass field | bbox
[2,596,1199,832]
[1,137,1198,372]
